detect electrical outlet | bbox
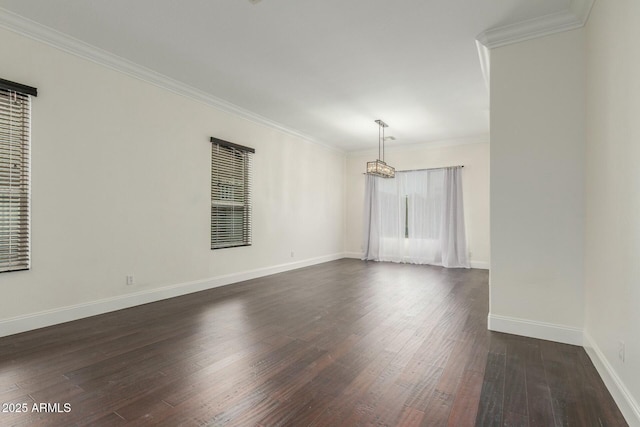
[618,341,625,363]
[126,275,135,286]
[290,251,295,258]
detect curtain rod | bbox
[361,165,463,175]
[396,165,464,173]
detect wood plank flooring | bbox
[0,259,627,426]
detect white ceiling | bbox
[0,0,572,151]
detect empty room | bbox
[0,0,638,426]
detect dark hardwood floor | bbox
[0,259,627,426]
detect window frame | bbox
[210,137,254,250]
[0,78,37,274]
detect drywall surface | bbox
[0,27,345,326]
[584,0,640,420]
[489,29,585,331]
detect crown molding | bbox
[476,0,595,49]
[569,0,596,25]
[475,40,490,91]
[0,8,342,153]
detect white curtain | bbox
[362,167,469,268]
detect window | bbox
[363,167,469,268]
[404,195,409,238]
[210,137,254,249]
[0,78,36,273]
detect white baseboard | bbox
[487,316,638,425]
[470,260,490,270]
[344,252,363,259]
[488,313,583,346]
[343,251,490,270]
[583,333,640,427]
[0,253,346,338]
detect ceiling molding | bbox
[475,40,490,91]
[476,0,595,49]
[569,0,596,25]
[0,8,342,153]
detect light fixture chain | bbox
[366,119,395,178]
[382,124,385,162]
[378,122,381,161]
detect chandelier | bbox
[366,119,395,178]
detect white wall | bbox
[489,29,585,343]
[584,0,640,421]
[345,140,490,269]
[0,28,345,335]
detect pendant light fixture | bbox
[366,119,395,178]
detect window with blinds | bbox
[0,78,36,273]
[210,137,254,250]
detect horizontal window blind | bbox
[211,137,254,250]
[0,82,34,273]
